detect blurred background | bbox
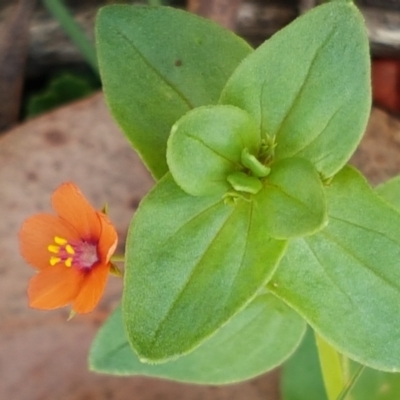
[1,0,400,133]
[1,1,400,399]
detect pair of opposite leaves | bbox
[164,0,368,242]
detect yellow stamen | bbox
[54,236,68,245]
[65,244,75,255]
[50,256,61,266]
[65,258,73,267]
[48,245,60,254]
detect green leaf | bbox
[376,175,400,211]
[220,2,370,178]
[281,328,327,400]
[255,157,327,239]
[269,166,400,371]
[167,105,261,196]
[90,293,306,384]
[123,174,287,362]
[315,331,345,400]
[348,364,400,399]
[26,72,96,118]
[282,328,400,400]
[96,5,252,179]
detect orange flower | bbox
[19,183,118,314]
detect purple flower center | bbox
[47,236,99,270]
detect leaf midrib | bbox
[149,203,247,348]
[112,28,195,110]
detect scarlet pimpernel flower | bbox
[19,183,118,314]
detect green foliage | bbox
[269,167,400,371]
[123,174,286,361]
[96,5,251,179]
[90,293,306,384]
[255,157,327,239]
[281,328,327,400]
[349,367,400,399]
[167,105,260,196]
[282,328,400,400]
[26,72,96,117]
[376,175,400,210]
[220,2,370,178]
[280,176,400,398]
[42,0,98,74]
[93,0,400,389]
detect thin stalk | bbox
[111,254,125,263]
[315,331,345,400]
[342,355,351,384]
[41,0,98,74]
[337,364,365,400]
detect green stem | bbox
[315,331,344,400]
[111,254,125,262]
[337,364,365,400]
[41,0,99,74]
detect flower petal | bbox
[28,265,83,310]
[19,214,79,270]
[51,183,102,242]
[72,263,110,313]
[97,212,118,263]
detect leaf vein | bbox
[151,207,238,344]
[114,29,195,109]
[330,215,400,248]
[303,237,357,307]
[320,229,400,294]
[291,103,344,159]
[159,200,224,248]
[265,182,312,212]
[274,28,336,139]
[185,133,239,166]
[219,202,254,313]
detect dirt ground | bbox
[0,93,399,400]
